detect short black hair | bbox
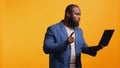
[65,4,79,14]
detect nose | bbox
[77,15,80,18]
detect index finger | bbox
[70,32,74,37]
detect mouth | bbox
[76,19,80,23]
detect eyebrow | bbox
[75,12,81,15]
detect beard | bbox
[67,17,79,27]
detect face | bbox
[68,6,81,27]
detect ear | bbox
[66,12,71,17]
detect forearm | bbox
[82,46,103,56]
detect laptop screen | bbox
[98,30,114,46]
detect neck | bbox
[63,19,74,29]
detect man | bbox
[43,4,104,68]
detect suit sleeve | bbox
[82,45,97,56]
[80,29,97,56]
[43,27,67,54]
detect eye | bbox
[74,13,80,16]
[75,13,80,15]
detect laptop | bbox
[98,30,114,46]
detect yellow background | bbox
[0,0,120,68]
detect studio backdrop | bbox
[0,0,120,68]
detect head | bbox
[64,4,81,27]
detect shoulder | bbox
[76,27,83,34]
[47,21,63,30]
[46,21,63,32]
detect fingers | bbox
[66,32,75,44]
[70,32,74,37]
[66,37,74,44]
[69,37,74,42]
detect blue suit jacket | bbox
[43,21,96,68]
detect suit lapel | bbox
[75,27,79,47]
[75,27,80,55]
[59,21,68,39]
